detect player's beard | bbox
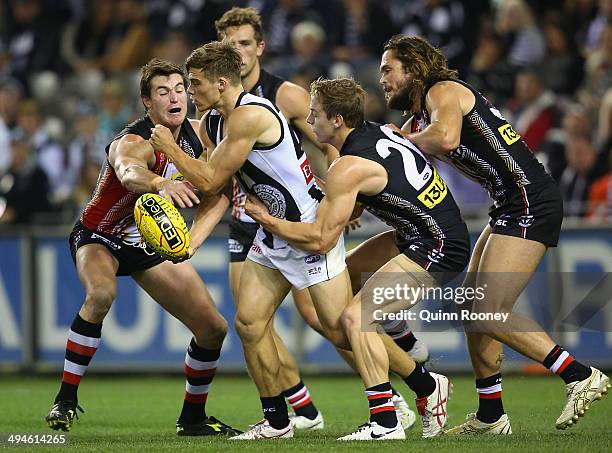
[387,78,421,112]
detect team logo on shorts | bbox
[252,184,286,218]
[427,249,445,263]
[228,239,244,253]
[304,254,321,264]
[518,215,535,228]
[91,233,121,251]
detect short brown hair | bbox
[185,41,242,85]
[215,7,264,42]
[310,77,365,128]
[140,58,187,98]
[383,35,458,97]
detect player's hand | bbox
[385,123,402,134]
[158,179,200,208]
[149,125,177,157]
[172,246,195,264]
[244,194,270,222]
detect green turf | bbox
[0,374,610,452]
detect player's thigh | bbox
[235,259,292,334]
[291,286,323,334]
[228,261,244,305]
[355,253,436,325]
[346,230,400,294]
[132,260,225,332]
[474,233,547,311]
[75,243,119,299]
[306,268,352,333]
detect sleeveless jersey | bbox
[341,122,467,243]
[232,69,288,223]
[80,116,203,243]
[205,92,322,248]
[418,78,553,206]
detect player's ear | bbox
[256,40,265,57]
[218,77,228,91]
[142,96,152,112]
[334,113,344,129]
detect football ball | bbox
[134,193,190,262]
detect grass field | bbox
[0,374,610,452]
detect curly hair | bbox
[215,7,264,42]
[383,35,458,100]
[185,41,242,85]
[310,77,365,128]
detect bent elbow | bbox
[440,136,460,153]
[314,236,337,255]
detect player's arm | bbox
[109,134,199,208]
[150,106,265,196]
[406,81,464,155]
[277,81,340,165]
[245,157,370,254]
[189,181,231,254]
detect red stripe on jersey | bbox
[62,371,81,386]
[184,392,208,404]
[184,364,217,378]
[66,340,97,357]
[370,405,395,414]
[293,397,312,409]
[479,391,502,400]
[556,356,575,374]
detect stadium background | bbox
[0,0,611,375]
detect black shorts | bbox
[69,222,164,276]
[228,218,259,263]
[488,182,563,247]
[395,224,471,285]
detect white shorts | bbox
[246,232,346,290]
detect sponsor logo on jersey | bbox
[304,254,321,264]
[300,159,314,184]
[250,244,262,254]
[253,184,287,218]
[228,239,244,253]
[498,123,521,145]
[417,167,448,209]
[141,197,183,250]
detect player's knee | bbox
[341,304,360,334]
[83,285,115,320]
[234,315,266,344]
[194,314,228,344]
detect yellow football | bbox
[134,193,190,262]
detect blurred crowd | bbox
[0,0,611,226]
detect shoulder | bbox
[228,104,275,135]
[276,81,310,117]
[329,155,375,179]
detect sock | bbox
[55,314,102,402]
[261,394,289,429]
[366,382,397,428]
[381,319,417,351]
[179,338,220,423]
[403,363,436,398]
[542,345,591,384]
[475,373,504,423]
[283,381,318,420]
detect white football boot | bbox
[229,419,293,440]
[337,421,405,441]
[289,411,324,430]
[555,367,610,430]
[415,372,451,438]
[392,392,416,430]
[445,413,512,435]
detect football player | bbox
[45,59,240,437]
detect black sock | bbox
[283,381,318,420]
[394,331,417,352]
[179,338,220,423]
[403,363,436,398]
[366,382,397,428]
[475,373,504,423]
[261,394,289,429]
[56,314,102,403]
[542,345,591,384]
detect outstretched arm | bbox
[245,156,380,254]
[149,106,268,196]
